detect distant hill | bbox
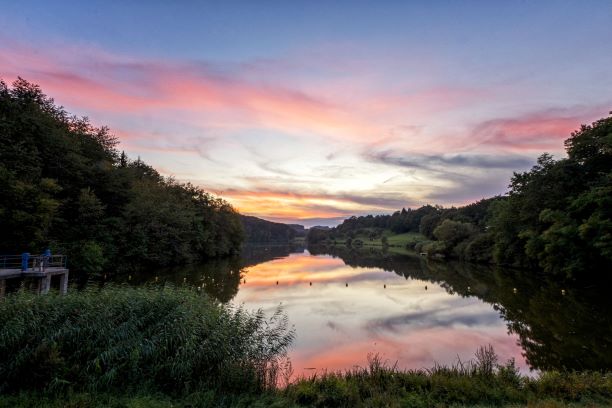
[287,224,307,237]
[241,215,302,243]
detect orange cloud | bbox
[217,188,408,220]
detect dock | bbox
[0,253,69,296]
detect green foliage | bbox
[306,228,331,245]
[70,241,105,274]
[242,215,298,243]
[489,115,612,277]
[0,78,243,272]
[0,286,294,396]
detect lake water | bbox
[102,245,612,375]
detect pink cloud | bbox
[468,108,608,153]
[0,41,381,141]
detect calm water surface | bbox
[103,245,612,375]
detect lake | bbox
[100,244,612,375]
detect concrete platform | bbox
[0,266,69,295]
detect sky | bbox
[1,1,611,226]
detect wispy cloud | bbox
[367,151,534,171]
[2,36,608,224]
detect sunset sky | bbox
[1,1,611,226]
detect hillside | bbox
[241,215,303,243]
[0,78,244,273]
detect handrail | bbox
[0,254,67,272]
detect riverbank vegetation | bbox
[0,286,294,399]
[0,78,243,273]
[308,115,612,278]
[1,288,610,407]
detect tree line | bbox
[308,114,612,278]
[0,78,243,273]
[241,215,301,243]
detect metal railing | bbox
[0,254,67,272]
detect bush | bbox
[464,233,495,263]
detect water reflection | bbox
[102,244,302,302]
[311,246,612,371]
[100,244,611,373]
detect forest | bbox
[308,114,612,278]
[0,78,244,273]
[241,215,302,243]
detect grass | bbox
[385,231,427,247]
[328,230,427,250]
[1,289,610,407]
[1,351,609,407]
[0,285,294,397]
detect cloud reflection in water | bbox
[232,251,527,375]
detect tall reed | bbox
[0,285,294,395]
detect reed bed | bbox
[0,285,294,396]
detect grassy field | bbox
[327,230,427,250]
[385,231,427,247]
[1,288,610,407]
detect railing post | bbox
[43,249,51,271]
[21,253,30,272]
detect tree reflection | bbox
[102,244,304,303]
[311,245,612,371]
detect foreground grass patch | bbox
[0,286,294,396]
